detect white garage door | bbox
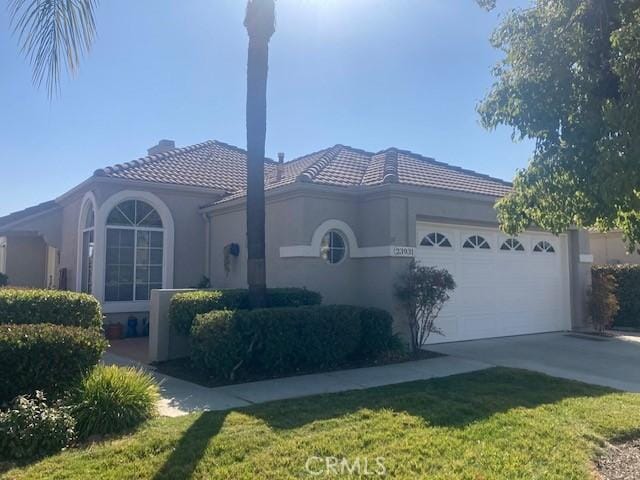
[416,222,571,344]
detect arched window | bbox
[500,238,525,252]
[533,240,555,253]
[320,230,347,264]
[463,235,491,250]
[80,203,96,293]
[420,232,452,248]
[105,200,164,302]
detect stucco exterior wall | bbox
[590,231,640,265]
[4,235,47,288]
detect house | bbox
[590,231,640,265]
[0,139,593,343]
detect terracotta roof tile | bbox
[94,139,511,205]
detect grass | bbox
[3,367,640,479]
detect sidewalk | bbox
[103,352,490,417]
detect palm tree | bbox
[9,0,275,307]
[244,0,275,308]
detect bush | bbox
[394,260,456,355]
[0,391,76,460]
[170,287,322,334]
[592,265,640,328]
[190,305,397,380]
[589,270,619,332]
[0,288,103,329]
[0,324,107,403]
[72,365,159,439]
[0,273,7,287]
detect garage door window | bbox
[533,241,555,253]
[500,238,525,252]
[463,235,491,250]
[420,232,452,248]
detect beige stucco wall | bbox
[590,231,640,265]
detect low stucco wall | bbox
[148,289,193,363]
[4,235,47,288]
[590,231,640,265]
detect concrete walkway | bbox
[428,331,640,392]
[103,352,490,417]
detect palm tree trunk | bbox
[244,0,275,308]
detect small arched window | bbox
[105,200,164,302]
[533,241,555,253]
[320,230,347,264]
[500,238,525,252]
[420,233,452,248]
[463,235,491,250]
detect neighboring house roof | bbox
[0,200,59,230]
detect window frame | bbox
[320,229,348,265]
[533,240,556,254]
[462,235,491,250]
[420,232,453,248]
[499,237,525,253]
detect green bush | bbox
[190,305,397,381]
[0,391,76,460]
[170,287,322,334]
[592,265,640,328]
[0,288,103,329]
[72,365,159,439]
[589,270,619,332]
[0,324,107,403]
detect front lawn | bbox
[4,368,640,479]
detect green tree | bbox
[479,0,640,248]
[9,0,275,306]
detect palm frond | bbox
[9,0,99,98]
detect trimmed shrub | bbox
[72,365,159,439]
[0,391,76,460]
[170,287,322,334]
[190,305,398,380]
[0,324,107,403]
[592,265,640,328]
[589,270,619,332]
[0,288,103,329]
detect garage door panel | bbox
[417,222,570,344]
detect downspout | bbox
[202,213,212,280]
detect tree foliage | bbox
[394,260,456,355]
[479,0,640,248]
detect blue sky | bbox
[0,0,532,217]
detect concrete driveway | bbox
[428,332,640,392]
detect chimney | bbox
[276,152,285,182]
[147,139,175,156]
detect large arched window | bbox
[105,200,164,302]
[80,203,95,293]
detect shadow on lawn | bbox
[151,367,613,478]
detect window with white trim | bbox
[500,238,525,252]
[105,200,163,302]
[420,232,452,248]
[80,204,95,293]
[320,230,347,264]
[463,235,491,250]
[533,240,555,253]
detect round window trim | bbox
[320,230,348,265]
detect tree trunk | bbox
[245,0,275,308]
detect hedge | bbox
[592,265,640,329]
[0,324,107,403]
[170,288,322,334]
[0,289,103,329]
[190,305,398,380]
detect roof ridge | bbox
[382,149,399,184]
[94,140,216,177]
[380,147,512,186]
[296,145,343,183]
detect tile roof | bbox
[94,140,512,203]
